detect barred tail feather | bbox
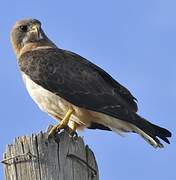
[106,114,171,148]
[130,115,172,148]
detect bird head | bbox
[10,19,56,57]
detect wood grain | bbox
[2,130,99,180]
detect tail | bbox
[130,115,172,148]
[88,112,171,148]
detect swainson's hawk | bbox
[10,19,171,148]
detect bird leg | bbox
[67,121,78,137]
[48,109,74,136]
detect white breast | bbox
[22,73,71,118]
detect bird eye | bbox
[19,25,28,32]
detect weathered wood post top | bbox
[2,128,99,180]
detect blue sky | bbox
[0,0,175,179]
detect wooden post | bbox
[2,128,99,180]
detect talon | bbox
[70,130,78,138]
[48,125,60,138]
[63,126,77,137]
[48,124,67,137]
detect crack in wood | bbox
[67,153,97,177]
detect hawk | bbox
[10,19,171,148]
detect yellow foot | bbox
[48,109,74,137]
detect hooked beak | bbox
[30,24,43,40]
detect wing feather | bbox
[19,48,138,115]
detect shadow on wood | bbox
[2,129,99,180]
